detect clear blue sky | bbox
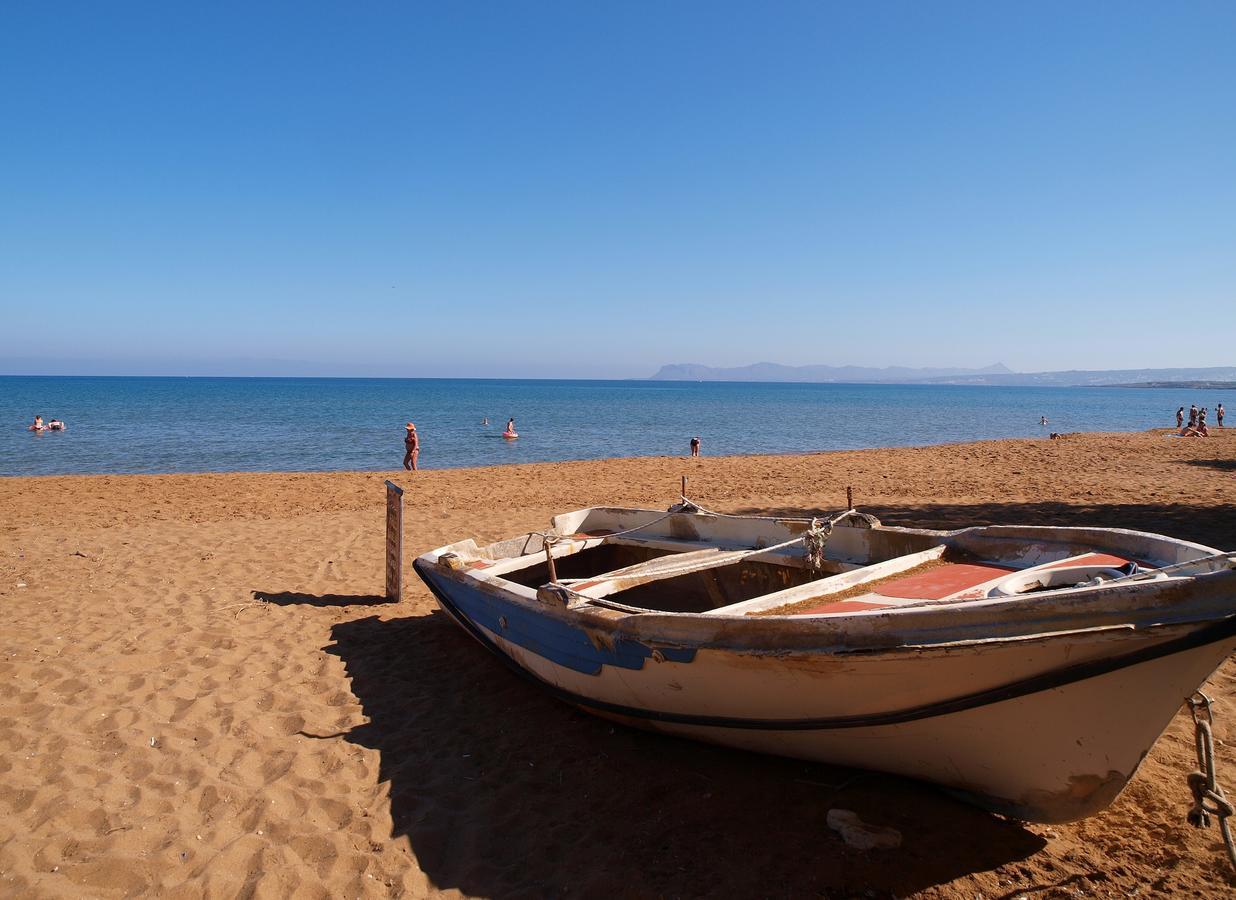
[2,2,1233,378]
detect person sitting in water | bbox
[29,415,45,432]
[47,419,65,431]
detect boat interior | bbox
[431,506,1213,617]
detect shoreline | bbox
[2,430,1233,896]
[0,426,1203,482]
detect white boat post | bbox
[384,480,404,602]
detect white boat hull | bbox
[418,563,1236,822]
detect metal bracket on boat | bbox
[541,534,563,585]
[836,509,880,529]
[536,583,573,607]
[438,552,465,571]
[1185,691,1236,873]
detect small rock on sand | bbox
[827,808,902,850]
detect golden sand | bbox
[1,430,1234,897]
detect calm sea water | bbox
[0,376,1223,476]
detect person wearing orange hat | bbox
[402,422,419,471]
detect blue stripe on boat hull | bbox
[419,565,696,675]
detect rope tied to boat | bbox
[532,509,683,584]
[1185,691,1236,873]
[531,493,877,595]
[803,518,831,573]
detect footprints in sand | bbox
[0,511,418,896]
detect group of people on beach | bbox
[28,415,66,433]
[1176,403,1223,438]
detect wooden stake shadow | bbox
[252,590,393,608]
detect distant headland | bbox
[1110,381,1236,390]
[650,363,1236,387]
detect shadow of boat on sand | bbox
[326,609,1045,898]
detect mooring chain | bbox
[1185,691,1236,873]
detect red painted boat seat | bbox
[793,561,1016,615]
[872,562,1017,600]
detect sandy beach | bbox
[2,429,1234,898]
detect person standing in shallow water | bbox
[1176,407,1185,429]
[690,436,701,457]
[1218,404,1225,428]
[403,423,419,471]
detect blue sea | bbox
[0,376,1222,477]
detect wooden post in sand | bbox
[384,480,404,602]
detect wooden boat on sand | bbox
[413,501,1236,823]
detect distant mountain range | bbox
[650,362,1236,387]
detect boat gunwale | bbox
[416,508,1229,642]
[416,549,1236,668]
